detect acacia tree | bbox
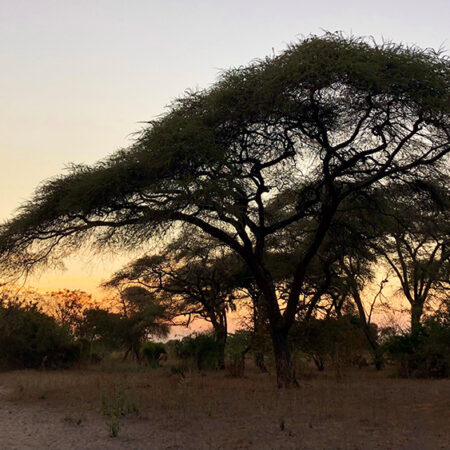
[375,180,450,334]
[278,202,386,367]
[326,211,385,364]
[42,289,97,332]
[104,235,237,369]
[0,35,449,386]
[80,286,170,360]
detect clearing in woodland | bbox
[0,362,448,449]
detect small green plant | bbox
[106,412,121,438]
[38,390,47,400]
[279,416,293,436]
[102,385,140,417]
[125,395,141,415]
[63,412,85,426]
[101,384,140,438]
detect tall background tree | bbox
[375,179,450,334]
[104,233,238,369]
[0,34,448,386]
[79,286,170,360]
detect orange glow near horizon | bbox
[4,257,412,334]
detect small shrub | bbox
[384,318,450,378]
[279,417,293,436]
[175,333,220,370]
[290,316,375,371]
[106,413,121,438]
[141,341,166,368]
[102,385,140,417]
[225,331,250,377]
[101,383,140,437]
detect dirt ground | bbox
[0,363,449,450]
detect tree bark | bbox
[271,327,298,388]
[214,324,227,370]
[247,257,299,386]
[250,289,268,373]
[411,302,424,335]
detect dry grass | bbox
[0,361,449,449]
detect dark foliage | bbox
[78,301,169,360]
[140,341,167,368]
[0,301,80,369]
[0,33,448,386]
[385,311,450,378]
[174,333,221,370]
[290,315,376,370]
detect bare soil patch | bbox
[0,364,449,449]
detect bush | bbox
[290,316,374,371]
[0,301,80,369]
[225,331,251,377]
[174,333,220,370]
[140,341,166,368]
[384,318,450,378]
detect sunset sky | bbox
[1,0,448,294]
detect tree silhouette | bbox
[0,34,448,386]
[277,200,386,367]
[43,289,96,332]
[104,233,237,369]
[80,287,170,360]
[375,179,450,334]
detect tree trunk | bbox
[312,354,325,371]
[214,325,227,370]
[251,292,268,373]
[352,289,383,370]
[248,261,298,386]
[254,352,268,373]
[271,327,298,388]
[134,345,141,362]
[123,347,131,361]
[411,302,424,335]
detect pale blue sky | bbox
[0,0,448,291]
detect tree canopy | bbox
[104,233,238,368]
[0,33,448,386]
[374,179,450,332]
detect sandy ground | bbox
[0,365,449,449]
